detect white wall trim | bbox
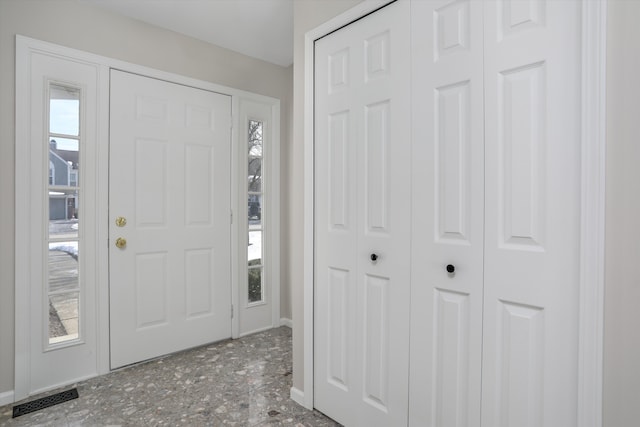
[231,96,241,340]
[301,0,394,412]
[238,325,275,338]
[15,35,280,402]
[271,105,282,330]
[290,386,305,407]
[301,0,607,420]
[0,390,15,407]
[236,98,281,336]
[280,318,292,328]
[578,1,607,426]
[14,35,32,402]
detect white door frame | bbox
[299,1,607,425]
[15,35,281,402]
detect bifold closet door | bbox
[314,1,412,426]
[481,1,582,426]
[409,1,583,426]
[409,0,485,425]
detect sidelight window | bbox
[247,120,264,304]
[47,83,82,346]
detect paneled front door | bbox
[109,70,232,368]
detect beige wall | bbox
[290,0,640,422]
[0,0,292,395]
[604,1,640,426]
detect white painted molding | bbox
[303,0,394,412]
[95,63,111,378]
[230,95,240,340]
[16,36,279,104]
[236,98,282,337]
[290,386,305,408]
[0,390,15,406]
[578,1,607,426]
[14,34,32,403]
[271,103,282,331]
[238,325,275,338]
[280,318,292,328]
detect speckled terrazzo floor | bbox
[0,327,340,427]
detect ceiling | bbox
[83,0,294,67]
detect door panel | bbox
[314,2,412,426]
[482,1,582,425]
[109,70,231,369]
[409,0,485,425]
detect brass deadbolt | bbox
[115,237,127,249]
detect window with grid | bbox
[47,83,82,345]
[247,120,264,304]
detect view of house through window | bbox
[248,120,264,304]
[48,83,81,345]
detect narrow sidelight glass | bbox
[247,120,264,304]
[47,83,82,345]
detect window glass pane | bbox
[248,230,262,265]
[248,194,262,227]
[248,157,262,192]
[48,244,79,343]
[49,138,80,186]
[50,85,80,136]
[70,171,78,187]
[49,292,79,344]
[48,242,79,292]
[49,192,79,238]
[248,267,263,303]
[50,137,79,151]
[249,120,263,157]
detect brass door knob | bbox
[115,216,127,227]
[115,237,127,249]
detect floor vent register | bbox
[12,388,79,418]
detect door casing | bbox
[300,2,607,426]
[14,35,281,402]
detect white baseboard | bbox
[280,317,292,328]
[238,325,273,338]
[0,390,14,406]
[290,386,306,407]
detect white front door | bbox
[313,1,412,426]
[109,70,232,369]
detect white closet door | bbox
[482,1,582,426]
[409,1,584,426]
[314,1,412,426]
[409,1,485,426]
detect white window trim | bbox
[299,2,607,426]
[15,35,281,401]
[237,99,281,336]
